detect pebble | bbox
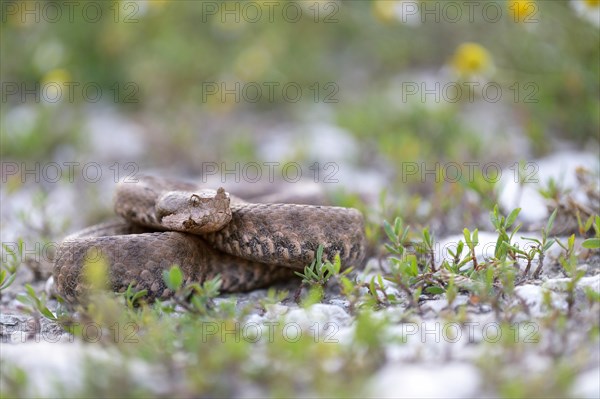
[542,274,600,293]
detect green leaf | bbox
[377,274,385,289]
[383,220,397,243]
[394,217,402,235]
[163,265,183,291]
[463,228,472,246]
[568,234,575,249]
[422,228,431,246]
[369,277,377,296]
[412,287,422,302]
[332,254,342,274]
[506,208,521,229]
[25,283,36,299]
[504,243,527,256]
[545,208,558,234]
[0,271,16,291]
[340,276,355,294]
[400,225,410,243]
[582,238,600,249]
[521,236,542,245]
[405,255,418,277]
[315,245,324,267]
[494,234,506,260]
[584,215,594,233]
[385,243,403,256]
[302,286,324,307]
[40,306,56,321]
[542,239,556,252]
[425,286,445,295]
[584,286,600,302]
[132,289,148,303]
[294,271,306,279]
[16,293,34,307]
[388,256,405,266]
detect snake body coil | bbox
[53,176,367,302]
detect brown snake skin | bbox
[53,176,367,302]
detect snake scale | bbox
[53,176,367,302]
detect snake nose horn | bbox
[215,187,227,200]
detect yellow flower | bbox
[584,0,600,7]
[40,68,72,102]
[450,43,493,77]
[41,68,71,86]
[508,0,537,23]
[372,0,400,23]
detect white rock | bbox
[571,367,600,399]
[369,363,481,398]
[514,284,567,317]
[284,303,351,328]
[542,275,600,293]
[264,304,289,318]
[1,342,171,397]
[282,304,352,344]
[498,151,600,223]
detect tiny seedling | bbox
[521,208,558,278]
[16,283,58,321]
[295,244,351,289]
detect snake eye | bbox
[190,194,202,207]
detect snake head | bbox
[156,187,232,234]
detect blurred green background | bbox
[1,0,599,202]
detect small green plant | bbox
[294,245,353,304]
[582,215,600,249]
[553,233,587,317]
[555,234,580,278]
[583,286,600,305]
[520,208,558,278]
[122,283,148,309]
[462,228,480,270]
[0,268,17,293]
[295,245,349,287]
[417,227,436,272]
[16,283,59,321]
[162,265,222,315]
[538,177,566,202]
[362,273,396,309]
[490,205,522,261]
[444,272,458,307]
[383,217,422,308]
[383,216,411,256]
[1,240,23,296]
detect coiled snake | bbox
[53,176,367,302]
